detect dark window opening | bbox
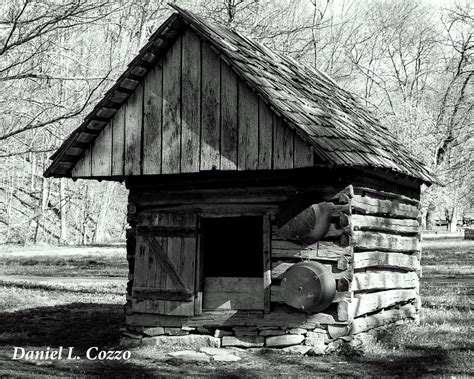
[201,216,263,278]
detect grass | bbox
[0,241,472,377]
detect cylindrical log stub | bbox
[280,261,336,313]
[277,202,332,245]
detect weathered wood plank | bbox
[293,134,313,168]
[162,36,182,174]
[181,30,201,173]
[354,231,420,252]
[111,108,125,176]
[353,251,420,270]
[271,240,352,260]
[271,285,350,303]
[352,270,418,291]
[263,216,271,313]
[258,99,272,169]
[203,277,263,310]
[273,115,293,169]
[352,195,420,219]
[126,307,346,328]
[71,147,91,177]
[143,63,163,175]
[351,214,420,234]
[337,289,417,320]
[91,118,112,176]
[220,61,238,170]
[350,303,417,335]
[200,42,220,171]
[132,288,194,301]
[124,84,143,175]
[353,187,419,205]
[238,80,259,170]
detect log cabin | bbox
[44,6,438,351]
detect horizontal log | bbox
[136,226,196,237]
[337,289,417,321]
[353,187,419,205]
[353,251,420,270]
[139,203,279,215]
[351,214,420,234]
[354,231,420,252]
[126,306,347,328]
[350,303,417,335]
[271,261,352,281]
[132,288,194,301]
[271,240,352,260]
[352,271,418,291]
[351,195,419,219]
[271,285,351,304]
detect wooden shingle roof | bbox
[45,5,437,184]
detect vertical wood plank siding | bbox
[72,30,314,178]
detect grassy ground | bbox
[0,241,472,377]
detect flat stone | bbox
[164,327,189,336]
[120,336,141,348]
[122,331,143,339]
[305,331,326,347]
[213,354,241,362]
[259,329,286,337]
[233,326,258,336]
[197,327,213,334]
[199,347,235,356]
[288,328,307,335]
[143,327,165,336]
[182,326,196,331]
[266,334,304,347]
[282,345,312,355]
[214,329,233,338]
[168,350,210,362]
[307,346,326,356]
[142,335,220,349]
[222,336,264,348]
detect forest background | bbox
[0,0,472,245]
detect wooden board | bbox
[353,251,420,270]
[293,134,313,168]
[352,195,419,219]
[271,285,350,304]
[220,61,238,170]
[203,277,263,310]
[271,240,352,260]
[258,99,272,169]
[273,114,293,169]
[111,108,125,176]
[352,270,418,291]
[354,231,420,252]
[337,289,417,320]
[71,147,91,177]
[238,80,258,170]
[124,84,143,175]
[143,63,163,175]
[351,214,420,234]
[200,42,220,171]
[263,216,271,313]
[92,113,112,176]
[162,36,182,174]
[181,30,201,173]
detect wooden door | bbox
[131,214,198,316]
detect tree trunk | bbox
[449,206,458,232]
[93,182,114,244]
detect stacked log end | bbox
[336,186,421,335]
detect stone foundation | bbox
[120,324,330,354]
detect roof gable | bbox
[45,5,437,185]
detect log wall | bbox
[124,180,421,346]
